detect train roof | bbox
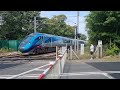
[31,32,87,42]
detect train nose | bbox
[19,47,25,52]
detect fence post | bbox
[80,44,84,55]
[70,46,72,60]
[56,46,58,60]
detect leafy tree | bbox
[0,11,41,40]
[40,15,75,38]
[80,34,87,40]
[86,11,120,55]
[0,12,76,40]
[86,11,120,48]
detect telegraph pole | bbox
[74,26,77,52]
[77,11,79,53]
[34,16,37,33]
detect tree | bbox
[0,12,76,40]
[0,11,41,40]
[40,15,75,38]
[86,11,120,48]
[78,34,87,40]
[86,11,120,55]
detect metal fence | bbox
[0,40,21,51]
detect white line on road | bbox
[7,63,50,79]
[61,72,106,76]
[34,69,46,71]
[0,74,42,79]
[104,71,120,73]
[18,74,41,78]
[102,73,115,79]
[62,71,120,74]
[60,71,117,79]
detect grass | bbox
[101,55,120,61]
[0,48,20,57]
[68,51,91,60]
[68,49,120,61]
[0,48,14,53]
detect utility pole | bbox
[77,11,79,53]
[74,26,77,52]
[34,16,37,33]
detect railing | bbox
[38,48,67,79]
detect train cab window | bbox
[35,37,41,41]
[38,37,41,39]
[23,36,32,42]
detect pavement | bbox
[60,60,120,79]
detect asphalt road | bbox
[1,59,120,79]
[0,60,52,79]
[60,61,120,79]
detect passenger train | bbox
[19,32,87,54]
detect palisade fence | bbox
[0,40,21,51]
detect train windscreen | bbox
[20,36,33,46]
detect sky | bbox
[40,11,90,38]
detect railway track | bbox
[0,52,56,62]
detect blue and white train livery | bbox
[19,32,87,54]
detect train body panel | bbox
[19,32,87,53]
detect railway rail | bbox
[0,52,56,63]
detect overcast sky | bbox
[40,11,90,37]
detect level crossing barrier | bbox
[38,47,67,79]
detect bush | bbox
[105,44,119,56]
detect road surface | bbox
[60,60,120,79]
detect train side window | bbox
[49,37,52,42]
[63,40,70,43]
[41,36,44,42]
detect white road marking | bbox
[1,71,119,79]
[104,71,120,73]
[0,74,41,79]
[60,71,119,79]
[60,74,90,76]
[19,74,41,78]
[60,72,106,76]
[34,69,46,71]
[102,73,115,79]
[6,63,50,79]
